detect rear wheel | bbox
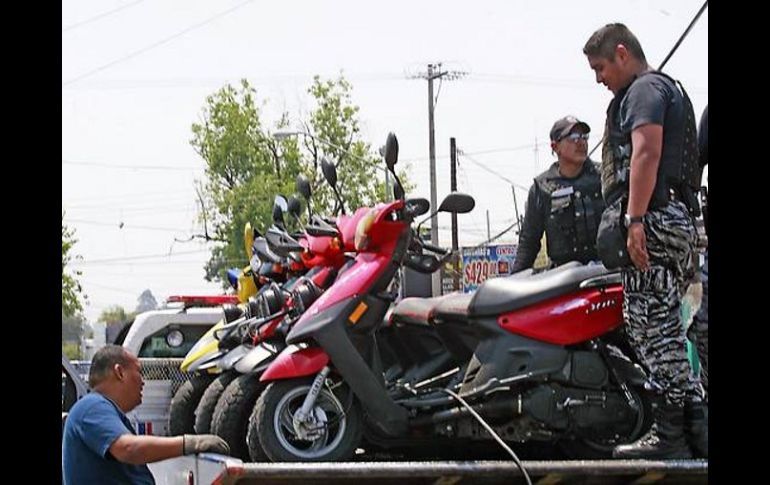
[211,374,267,460]
[559,387,652,459]
[194,372,236,434]
[251,377,362,462]
[169,374,216,435]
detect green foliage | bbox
[192,75,412,285]
[62,213,85,317]
[62,342,81,360]
[98,305,129,327]
[62,312,86,342]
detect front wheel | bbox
[211,374,266,460]
[168,374,215,435]
[194,372,236,434]
[250,377,362,462]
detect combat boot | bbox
[613,396,693,459]
[684,400,708,458]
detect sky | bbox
[62,0,708,322]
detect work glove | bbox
[182,434,230,455]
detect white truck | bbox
[65,295,235,436]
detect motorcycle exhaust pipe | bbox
[410,394,522,427]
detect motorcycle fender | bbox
[260,345,329,382]
[180,328,222,372]
[219,344,250,371]
[234,342,278,374]
[185,347,224,373]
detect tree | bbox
[98,305,129,327]
[62,312,85,342]
[62,312,86,360]
[191,75,412,285]
[62,213,85,317]
[135,289,158,314]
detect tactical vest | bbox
[601,71,702,216]
[535,161,605,266]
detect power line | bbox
[65,201,196,212]
[63,159,201,171]
[65,218,191,233]
[62,0,146,33]
[467,73,595,90]
[67,206,197,216]
[72,249,210,265]
[63,188,197,204]
[457,148,530,192]
[62,0,257,87]
[61,72,407,91]
[79,260,225,267]
[398,143,543,164]
[81,280,139,295]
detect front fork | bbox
[293,366,331,439]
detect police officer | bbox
[511,116,604,273]
[584,23,703,459]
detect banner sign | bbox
[461,244,517,292]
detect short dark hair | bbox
[583,23,646,63]
[89,344,131,387]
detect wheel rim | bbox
[272,384,348,459]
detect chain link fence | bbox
[71,358,195,395]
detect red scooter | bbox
[248,133,652,462]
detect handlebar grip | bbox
[422,242,449,255]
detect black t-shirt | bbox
[619,72,687,191]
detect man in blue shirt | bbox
[62,345,229,484]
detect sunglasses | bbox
[560,132,589,142]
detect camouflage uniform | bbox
[621,200,700,407]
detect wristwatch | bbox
[624,214,644,227]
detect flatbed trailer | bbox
[149,455,708,485]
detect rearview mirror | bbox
[321,158,337,188]
[287,196,302,219]
[274,195,288,212]
[296,175,312,201]
[405,198,430,217]
[384,132,399,170]
[438,192,475,214]
[272,195,288,226]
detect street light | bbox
[273,128,389,174]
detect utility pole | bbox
[511,185,521,234]
[412,62,467,296]
[450,137,459,291]
[486,210,491,242]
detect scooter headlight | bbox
[354,209,379,251]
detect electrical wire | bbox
[63,0,256,87]
[441,388,532,485]
[62,0,146,33]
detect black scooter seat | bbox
[432,292,474,322]
[469,262,615,317]
[390,294,454,326]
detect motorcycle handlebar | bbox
[422,242,449,255]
